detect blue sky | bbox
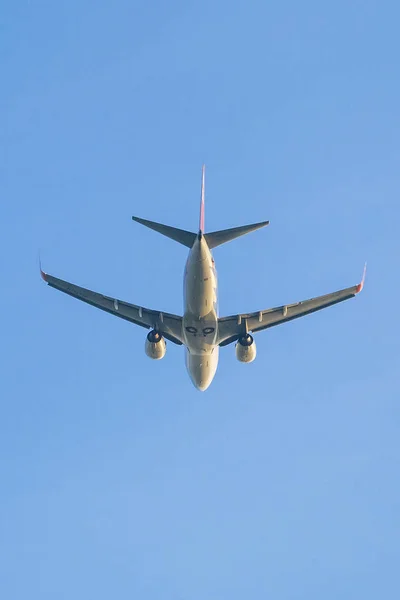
[2,0,400,598]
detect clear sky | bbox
[2,1,400,598]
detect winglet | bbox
[39,253,48,282]
[199,164,205,233]
[356,262,367,294]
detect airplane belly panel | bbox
[183,261,218,351]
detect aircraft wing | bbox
[217,269,366,347]
[41,269,184,345]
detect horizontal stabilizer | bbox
[132,216,197,248]
[204,220,269,249]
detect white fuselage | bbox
[183,234,219,391]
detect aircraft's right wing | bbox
[41,269,184,345]
[218,267,366,346]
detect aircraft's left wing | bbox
[218,268,366,347]
[41,269,184,345]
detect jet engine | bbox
[235,334,256,363]
[145,330,166,360]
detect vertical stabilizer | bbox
[199,164,205,233]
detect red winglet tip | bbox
[38,250,47,283]
[356,262,367,294]
[39,256,48,282]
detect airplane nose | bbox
[195,378,212,392]
[186,353,214,391]
[191,366,213,391]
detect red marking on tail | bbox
[199,164,205,232]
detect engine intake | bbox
[145,330,166,360]
[235,334,256,363]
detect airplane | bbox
[40,165,366,391]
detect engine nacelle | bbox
[145,330,166,360]
[235,334,256,363]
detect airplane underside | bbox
[40,165,365,391]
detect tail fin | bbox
[132,165,269,249]
[198,164,269,247]
[132,216,196,248]
[199,164,205,233]
[204,220,269,249]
